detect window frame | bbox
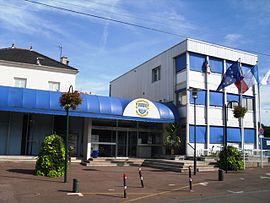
[48,81,60,91]
[14,77,27,88]
[152,66,161,83]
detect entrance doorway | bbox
[117,130,137,157]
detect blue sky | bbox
[0,0,270,125]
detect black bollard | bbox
[189,166,193,192]
[218,169,224,181]
[138,167,144,188]
[73,179,80,193]
[123,173,127,198]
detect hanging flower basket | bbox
[233,105,247,118]
[60,90,82,110]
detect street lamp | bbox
[191,88,198,175]
[224,100,239,173]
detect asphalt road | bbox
[0,162,269,203]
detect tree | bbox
[218,146,244,171]
[35,134,65,177]
[164,123,181,155]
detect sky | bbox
[0,0,270,125]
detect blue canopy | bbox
[0,86,176,123]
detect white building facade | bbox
[110,38,259,156]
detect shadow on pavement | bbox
[7,168,35,175]
[82,168,99,171]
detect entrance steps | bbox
[81,158,145,167]
[0,156,38,162]
[142,159,218,173]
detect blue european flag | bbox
[217,61,242,91]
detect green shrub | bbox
[35,134,65,177]
[218,146,244,171]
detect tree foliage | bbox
[164,123,181,154]
[35,134,65,177]
[218,146,244,171]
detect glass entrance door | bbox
[128,131,137,157]
[117,131,127,157]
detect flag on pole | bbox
[216,60,242,91]
[205,58,211,74]
[235,65,259,93]
[261,69,270,85]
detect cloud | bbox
[75,78,109,95]
[224,34,243,46]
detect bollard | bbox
[218,169,224,181]
[138,167,144,188]
[188,166,193,192]
[73,179,80,193]
[123,173,128,198]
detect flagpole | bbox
[239,58,245,170]
[257,61,263,168]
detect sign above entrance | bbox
[123,98,160,119]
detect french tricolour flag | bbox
[235,65,258,93]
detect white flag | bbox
[261,69,270,85]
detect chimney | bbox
[60,56,69,65]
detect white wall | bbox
[0,63,76,92]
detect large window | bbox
[189,125,206,143]
[152,66,161,82]
[189,52,205,72]
[209,57,223,73]
[189,89,206,105]
[48,81,60,91]
[227,93,240,109]
[175,53,186,72]
[209,91,224,107]
[210,126,224,144]
[14,77,27,88]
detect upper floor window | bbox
[189,52,205,72]
[152,66,161,82]
[209,57,223,74]
[14,77,26,88]
[175,53,186,72]
[49,81,60,91]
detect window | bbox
[244,129,255,144]
[209,57,223,73]
[227,127,241,143]
[175,53,186,72]
[227,93,240,109]
[152,66,161,82]
[189,52,205,72]
[176,90,187,106]
[14,78,27,88]
[49,81,60,91]
[189,125,206,143]
[210,126,224,144]
[242,96,254,111]
[189,89,206,105]
[209,91,224,107]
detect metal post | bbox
[64,108,69,183]
[260,136,263,168]
[194,96,197,175]
[224,103,228,173]
[123,173,127,198]
[138,167,144,188]
[189,166,192,191]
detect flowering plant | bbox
[233,105,247,118]
[59,90,82,110]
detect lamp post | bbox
[64,85,73,183]
[224,100,239,173]
[191,88,198,175]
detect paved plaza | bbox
[0,161,269,203]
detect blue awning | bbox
[0,86,176,123]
